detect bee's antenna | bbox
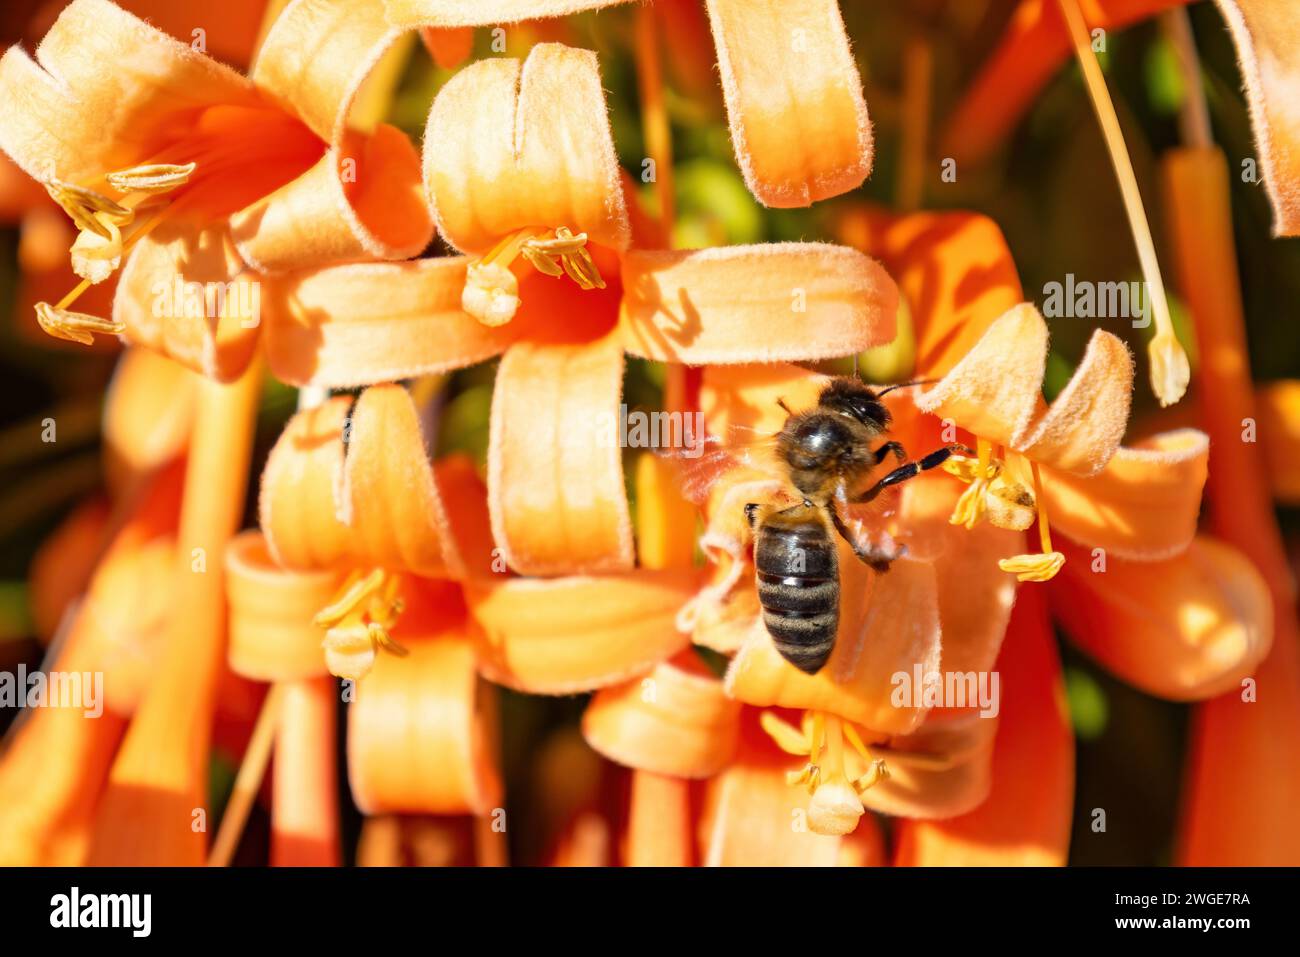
[876,378,938,397]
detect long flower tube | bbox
[942,0,1300,236]
[1163,144,1300,865]
[0,462,183,865]
[86,361,262,865]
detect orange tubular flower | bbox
[670,195,1272,862]
[255,42,897,703]
[252,383,504,834]
[832,206,1272,863]
[683,361,1011,840]
[382,0,873,207]
[0,462,183,865]
[0,0,431,378]
[942,0,1300,236]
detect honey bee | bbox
[702,378,968,675]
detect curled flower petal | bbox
[583,654,742,778]
[238,0,432,266]
[488,335,634,576]
[619,244,898,364]
[704,0,871,207]
[1214,0,1300,235]
[225,531,341,682]
[260,388,492,577]
[261,256,518,388]
[914,303,1047,450]
[1013,328,1134,476]
[343,385,485,578]
[422,43,630,254]
[348,632,503,816]
[1050,537,1273,701]
[467,571,699,694]
[0,0,258,182]
[112,224,260,383]
[260,395,354,570]
[386,0,628,29]
[231,124,431,272]
[1014,429,1209,560]
[254,0,400,146]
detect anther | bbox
[34,302,124,346]
[461,225,607,327]
[315,569,407,681]
[105,162,196,194]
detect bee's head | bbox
[817,378,890,431]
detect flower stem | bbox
[209,684,283,867]
[1057,0,1187,406]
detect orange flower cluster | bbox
[0,0,1296,869]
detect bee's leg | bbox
[828,504,902,572]
[852,443,972,504]
[873,441,906,464]
[744,502,762,529]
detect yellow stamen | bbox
[760,710,892,833]
[998,460,1066,582]
[34,302,124,346]
[461,225,606,327]
[44,178,132,237]
[314,568,407,681]
[842,720,890,794]
[946,437,998,528]
[759,710,809,756]
[1058,0,1188,407]
[37,162,197,342]
[105,161,197,194]
[807,714,864,836]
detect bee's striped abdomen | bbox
[754,519,839,675]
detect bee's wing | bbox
[662,425,782,505]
